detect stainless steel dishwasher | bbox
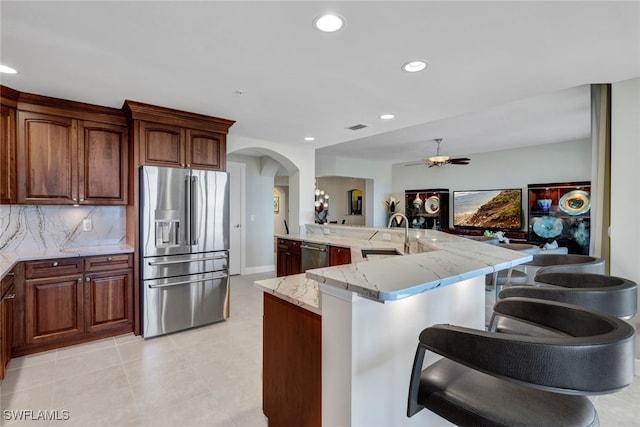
[301,242,330,271]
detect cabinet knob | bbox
[72,197,77,202]
[86,277,91,282]
[107,257,113,262]
[186,164,191,168]
[52,261,58,267]
[77,278,82,283]
[80,198,84,202]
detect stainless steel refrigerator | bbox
[140,165,229,338]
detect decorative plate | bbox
[558,190,590,216]
[425,196,440,214]
[532,216,564,239]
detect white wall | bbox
[227,134,316,272]
[391,139,592,229]
[316,176,366,226]
[316,155,393,227]
[611,77,640,357]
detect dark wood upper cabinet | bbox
[79,121,128,204]
[1,86,19,204]
[139,121,185,167]
[15,92,128,205]
[187,128,226,171]
[124,100,234,171]
[17,111,78,204]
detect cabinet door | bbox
[139,121,186,167]
[84,269,133,334]
[17,111,78,204]
[330,246,351,266]
[25,275,84,344]
[1,105,16,204]
[79,121,128,205]
[186,129,226,171]
[1,283,15,380]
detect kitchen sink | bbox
[361,248,403,258]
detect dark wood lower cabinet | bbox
[1,271,16,380]
[13,254,134,357]
[25,274,84,345]
[263,293,321,427]
[84,269,133,334]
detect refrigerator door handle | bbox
[184,176,191,247]
[147,254,228,266]
[191,175,198,245]
[148,273,228,289]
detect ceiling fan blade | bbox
[449,158,470,164]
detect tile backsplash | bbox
[0,205,126,252]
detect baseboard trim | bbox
[242,265,275,275]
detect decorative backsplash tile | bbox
[0,205,126,252]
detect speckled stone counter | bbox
[254,273,320,315]
[275,225,532,303]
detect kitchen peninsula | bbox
[255,225,533,427]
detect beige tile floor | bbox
[1,273,638,426]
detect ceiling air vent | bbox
[346,124,369,131]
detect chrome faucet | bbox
[387,213,411,254]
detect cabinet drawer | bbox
[84,254,133,272]
[277,239,301,252]
[24,258,83,279]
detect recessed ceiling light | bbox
[402,60,428,73]
[313,14,345,32]
[304,137,315,142]
[380,114,395,120]
[0,64,18,74]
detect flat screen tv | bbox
[453,189,523,230]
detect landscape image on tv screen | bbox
[453,189,522,230]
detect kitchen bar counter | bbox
[0,244,134,280]
[274,226,532,303]
[261,225,535,426]
[254,273,320,315]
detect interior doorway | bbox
[227,162,245,275]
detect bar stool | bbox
[501,272,637,319]
[528,254,606,279]
[408,298,636,426]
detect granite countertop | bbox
[261,226,533,310]
[0,244,134,280]
[254,273,320,315]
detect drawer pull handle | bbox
[4,294,15,300]
[52,261,59,267]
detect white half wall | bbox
[611,76,640,359]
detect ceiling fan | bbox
[405,138,471,168]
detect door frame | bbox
[227,161,246,275]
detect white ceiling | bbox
[1,1,639,164]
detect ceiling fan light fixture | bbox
[428,155,450,163]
